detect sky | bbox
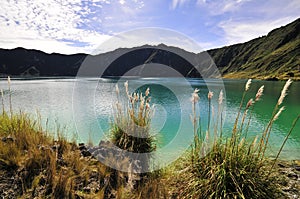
[0,0,299,54]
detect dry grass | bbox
[102,81,158,196]
[0,109,110,198]
[111,82,155,154]
[167,79,299,199]
[0,77,110,198]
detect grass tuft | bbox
[169,79,298,199]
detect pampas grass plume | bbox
[278,79,292,105]
[245,79,252,91]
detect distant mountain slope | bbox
[0,18,299,80]
[0,48,86,77]
[208,18,300,80]
[0,44,211,78]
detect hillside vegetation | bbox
[208,18,300,80]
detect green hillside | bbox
[208,18,300,80]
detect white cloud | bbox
[171,0,190,9]
[219,17,297,45]
[196,0,249,15]
[194,0,300,47]
[99,0,146,31]
[0,0,112,54]
[0,0,147,54]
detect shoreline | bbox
[1,75,300,81]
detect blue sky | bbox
[0,0,299,54]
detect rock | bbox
[83,186,91,193]
[266,77,279,81]
[51,144,58,151]
[78,143,87,151]
[278,163,288,168]
[38,175,46,186]
[1,137,7,142]
[0,171,22,198]
[287,172,298,180]
[287,72,294,77]
[74,194,84,199]
[89,171,99,179]
[79,143,85,147]
[1,135,15,143]
[78,143,92,157]
[82,181,100,194]
[81,150,92,157]
[294,166,300,172]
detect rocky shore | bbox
[277,160,300,199]
[0,140,146,199]
[0,140,299,198]
[0,131,300,199]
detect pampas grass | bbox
[111,81,155,155]
[7,76,12,116]
[245,79,252,91]
[278,79,292,105]
[170,79,298,199]
[232,79,252,135]
[258,79,293,160]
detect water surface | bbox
[0,78,299,159]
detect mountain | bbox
[0,44,215,78]
[208,18,300,80]
[0,18,299,80]
[0,48,86,77]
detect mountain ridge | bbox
[0,18,299,80]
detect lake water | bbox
[0,78,299,160]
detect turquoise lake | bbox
[0,78,299,160]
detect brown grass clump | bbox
[0,77,109,198]
[111,82,155,155]
[168,79,299,199]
